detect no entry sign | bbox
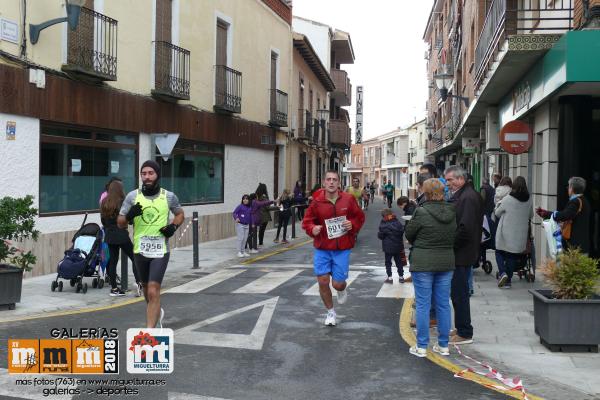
[499,120,533,155]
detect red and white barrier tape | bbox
[176,217,198,242]
[452,344,529,400]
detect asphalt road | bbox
[0,199,507,400]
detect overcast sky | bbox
[292,0,432,141]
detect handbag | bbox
[559,198,582,240]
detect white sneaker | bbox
[237,252,245,258]
[242,252,250,257]
[136,282,143,297]
[336,288,348,304]
[250,249,259,254]
[156,308,164,329]
[433,344,450,356]
[324,310,336,326]
[409,346,427,358]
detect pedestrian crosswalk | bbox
[166,264,415,299]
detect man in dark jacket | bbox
[445,165,483,345]
[536,176,591,255]
[377,208,407,283]
[480,178,496,217]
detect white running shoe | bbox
[242,252,250,257]
[136,282,143,297]
[324,310,336,326]
[250,249,259,254]
[156,308,164,329]
[237,252,245,258]
[337,288,348,304]
[409,346,427,358]
[433,344,450,356]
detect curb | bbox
[399,298,545,400]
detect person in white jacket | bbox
[494,176,533,288]
[494,176,513,206]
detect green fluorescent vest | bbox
[133,189,169,254]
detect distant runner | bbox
[302,170,365,326]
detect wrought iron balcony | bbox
[152,41,190,101]
[320,119,327,148]
[269,89,288,127]
[329,110,351,149]
[214,65,242,113]
[62,7,117,81]
[474,0,573,90]
[331,68,352,106]
[311,118,320,145]
[305,110,313,141]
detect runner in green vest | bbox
[118,160,184,329]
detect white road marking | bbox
[376,274,415,298]
[169,393,231,400]
[302,271,362,297]
[228,263,380,271]
[0,368,72,400]
[175,297,279,350]
[233,269,303,294]
[167,269,245,294]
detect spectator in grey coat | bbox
[494,176,533,288]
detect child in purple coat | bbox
[246,193,274,253]
[233,195,252,258]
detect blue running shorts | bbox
[313,249,351,282]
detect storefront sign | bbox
[356,86,363,144]
[512,82,531,114]
[499,121,533,155]
[462,137,478,154]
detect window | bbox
[40,124,137,214]
[157,140,224,205]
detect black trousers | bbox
[384,253,403,277]
[246,225,258,250]
[258,222,268,245]
[275,212,291,240]
[107,241,139,289]
[386,197,393,208]
[451,265,473,338]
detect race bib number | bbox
[139,236,166,258]
[325,216,347,239]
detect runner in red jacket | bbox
[302,170,365,326]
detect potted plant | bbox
[530,249,600,352]
[0,195,39,310]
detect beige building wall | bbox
[1,0,291,126]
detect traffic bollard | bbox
[192,211,199,269]
[120,249,128,291]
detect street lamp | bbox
[30,0,87,45]
[426,122,435,141]
[433,71,470,107]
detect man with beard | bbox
[118,160,184,329]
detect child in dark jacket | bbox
[233,195,252,258]
[377,208,407,283]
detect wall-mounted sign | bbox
[5,121,16,140]
[0,18,19,44]
[355,86,363,144]
[462,137,478,154]
[499,120,533,155]
[512,81,531,114]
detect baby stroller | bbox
[51,214,108,294]
[480,214,495,274]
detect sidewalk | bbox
[0,224,306,323]
[406,251,600,400]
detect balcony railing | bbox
[474,0,573,90]
[331,68,352,106]
[214,65,242,113]
[329,118,351,149]
[305,111,313,141]
[152,41,190,100]
[63,7,117,81]
[269,89,288,127]
[320,119,327,147]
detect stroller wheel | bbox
[528,272,535,282]
[51,281,57,292]
[82,283,88,294]
[58,281,63,292]
[92,278,98,289]
[483,261,493,274]
[98,279,105,289]
[70,278,76,287]
[76,282,82,293]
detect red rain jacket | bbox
[302,189,365,250]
